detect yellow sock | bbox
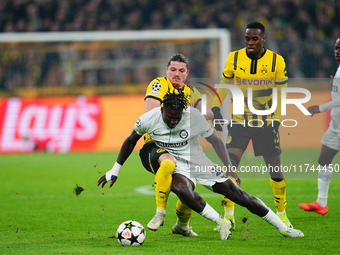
[223,177,236,215]
[155,159,175,211]
[175,199,193,226]
[270,178,287,212]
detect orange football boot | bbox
[298,201,328,215]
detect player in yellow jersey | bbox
[212,22,292,230]
[140,53,213,233]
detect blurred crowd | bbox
[1,0,339,39]
[0,0,339,91]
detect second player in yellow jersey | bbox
[214,44,287,126]
[212,22,294,231]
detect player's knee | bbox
[159,159,176,175]
[171,176,190,197]
[172,182,186,196]
[159,154,176,164]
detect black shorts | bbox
[139,142,169,174]
[226,123,281,157]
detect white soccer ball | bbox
[116,220,146,246]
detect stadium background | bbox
[0,0,338,153]
[1,2,340,254]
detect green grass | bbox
[1,149,340,255]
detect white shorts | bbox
[321,127,340,151]
[173,167,229,188]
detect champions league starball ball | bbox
[116,220,146,246]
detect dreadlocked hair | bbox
[162,92,188,111]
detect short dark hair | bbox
[246,22,265,34]
[167,53,189,69]
[162,92,188,111]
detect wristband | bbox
[105,162,122,181]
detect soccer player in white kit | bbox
[98,92,304,239]
[299,38,340,215]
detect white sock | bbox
[174,222,189,230]
[199,203,221,224]
[156,209,166,215]
[262,209,287,233]
[317,166,332,207]
[224,211,234,216]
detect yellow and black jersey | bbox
[213,47,288,126]
[145,76,202,108]
[144,76,202,143]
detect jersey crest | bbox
[261,64,268,74]
[179,130,188,139]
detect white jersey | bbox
[319,65,340,133]
[134,107,219,180]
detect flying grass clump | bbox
[73,185,85,196]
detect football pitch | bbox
[1,149,340,255]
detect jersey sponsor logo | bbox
[235,76,274,86]
[148,91,161,97]
[152,82,162,91]
[179,130,188,139]
[156,140,188,148]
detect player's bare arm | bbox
[145,97,161,112]
[205,132,241,185]
[307,105,320,116]
[97,130,142,188]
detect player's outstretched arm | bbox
[205,132,241,185]
[97,130,142,188]
[307,105,320,116]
